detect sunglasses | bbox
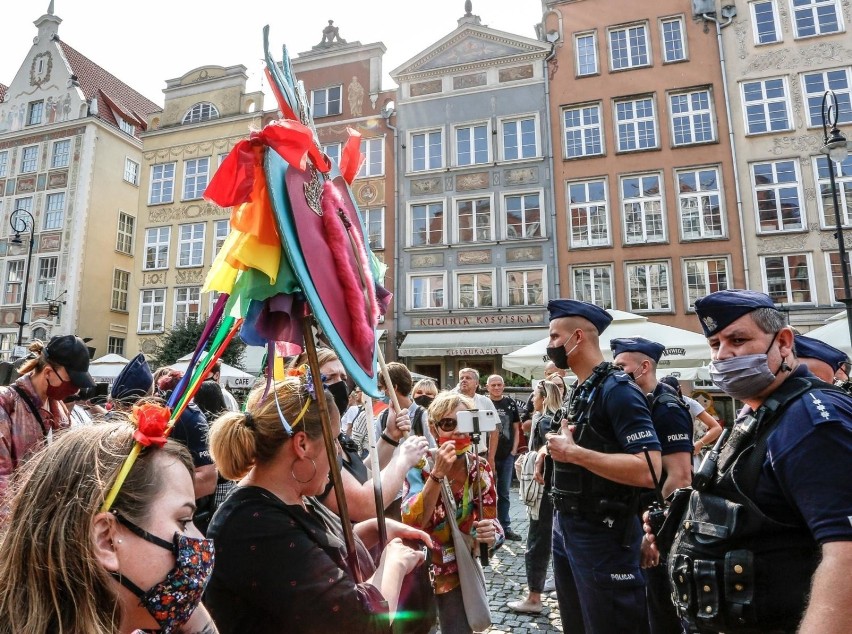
[436,417,458,432]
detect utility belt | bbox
[550,489,633,527]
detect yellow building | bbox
[0,7,160,358]
[126,65,265,359]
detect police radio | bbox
[693,427,731,491]
[642,446,666,534]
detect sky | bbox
[1,0,546,106]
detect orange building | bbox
[543,0,746,330]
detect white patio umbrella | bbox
[804,311,852,356]
[502,309,710,378]
[88,353,130,384]
[172,353,255,389]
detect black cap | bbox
[44,335,96,389]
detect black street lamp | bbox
[9,208,35,351]
[821,90,852,347]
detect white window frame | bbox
[0,151,8,178]
[676,166,726,240]
[51,140,70,169]
[608,22,651,71]
[571,264,614,309]
[177,223,205,268]
[575,31,599,77]
[563,103,604,158]
[173,286,202,326]
[34,256,58,303]
[124,158,140,185]
[669,88,716,146]
[453,121,491,167]
[182,157,210,201]
[118,119,135,136]
[626,260,673,313]
[660,16,688,63]
[791,0,844,39]
[752,159,805,232]
[500,114,540,161]
[144,226,171,271]
[138,288,166,333]
[505,268,547,307]
[621,173,666,244]
[20,146,38,174]
[182,102,219,125]
[750,0,783,44]
[107,336,125,356]
[357,137,385,177]
[813,155,852,228]
[452,194,494,244]
[4,260,24,305]
[683,257,731,311]
[363,207,385,251]
[213,219,229,257]
[149,162,176,205]
[502,190,544,240]
[312,85,342,117]
[801,68,852,128]
[116,212,135,255]
[760,252,815,304]
[568,178,610,248]
[614,96,658,152]
[455,269,495,309]
[26,101,44,126]
[407,200,446,247]
[43,192,65,231]
[409,127,445,172]
[323,142,341,167]
[825,251,852,304]
[741,77,792,134]
[111,269,129,312]
[408,272,447,310]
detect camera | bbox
[455,409,498,433]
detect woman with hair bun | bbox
[205,373,431,634]
[0,419,217,633]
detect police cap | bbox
[795,334,848,372]
[694,290,776,337]
[111,353,153,403]
[547,299,613,334]
[610,337,666,364]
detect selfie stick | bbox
[468,412,490,567]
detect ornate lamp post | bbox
[9,208,35,349]
[821,90,851,346]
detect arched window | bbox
[31,327,47,342]
[182,103,219,125]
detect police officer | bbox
[794,334,849,384]
[652,290,852,633]
[538,299,661,633]
[612,337,692,634]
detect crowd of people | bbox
[0,287,850,633]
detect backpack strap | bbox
[11,385,48,437]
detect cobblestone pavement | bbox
[437,487,563,633]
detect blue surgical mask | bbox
[708,332,784,400]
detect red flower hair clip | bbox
[131,403,172,448]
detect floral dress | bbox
[401,452,502,595]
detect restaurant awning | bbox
[397,328,549,358]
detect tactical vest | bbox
[667,376,844,633]
[551,363,637,522]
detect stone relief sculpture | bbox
[348,76,365,116]
[318,20,346,47]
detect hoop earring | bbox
[291,457,318,484]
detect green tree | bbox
[150,318,245,371]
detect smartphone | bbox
[456,409,498,433]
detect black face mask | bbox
[414,395,434,408]
[327,381,349,416]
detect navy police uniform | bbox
[548,301,660,634]
[666,290,852,632]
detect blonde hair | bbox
[0,422,193,634]
[413,378,438,397]
[539,380,563,416]
[426,391,475,426]
[209,376,332,481]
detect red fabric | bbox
[132,403,171,448]
[263,67,298,121]
[339,127,365,185]
[229,146,280,246]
